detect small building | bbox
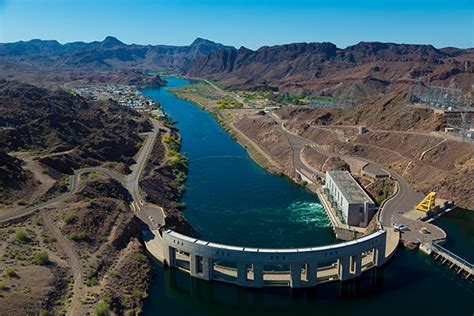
[324,171,377,227]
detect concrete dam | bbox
[145,228,393,288]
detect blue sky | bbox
[0,0,473,49]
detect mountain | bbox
[0,36,234,73]
[0,80,151,174]
[187,41,474,98]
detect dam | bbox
[145,228,389,288]
[141,77,474,315]
[141,77,396,289]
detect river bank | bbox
[141,77,473,316]
[141,77,332,248]
[167,82,290,178]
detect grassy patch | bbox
[215,98,243,110]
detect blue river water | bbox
[141,77,473,315]
[142,77,334,249]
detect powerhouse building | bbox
[325,171,377,227]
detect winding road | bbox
[0,119,161,224]
[0,119,163,315]
[267,112,446,243]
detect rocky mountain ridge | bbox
[187,41,474,98]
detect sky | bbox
[0,0,473,49]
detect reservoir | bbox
[141,77,473,315]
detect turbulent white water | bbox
[287,201,330,227]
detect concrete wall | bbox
[325,171,376,227]
[158,228,387,288]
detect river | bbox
[141,77,473,315]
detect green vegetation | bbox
[56,175,70,192]
[64,213,77,225]
[133,253,147,263]
[15,230,29,242]
[132,288,143,300]
[3,267,17,278]
[85,269,99,286]
[0,282,8,291]
[39,309,49,316]
[215,98,243,110]
[160,114,174,128]
[32,252,49,265]
[69,231,88,242]
[165,149,181,159]
[172,168,187,194]
[135,140,144,150]
[375,185,392,206]
[269,92,307,105]
[94,300,110,316]
[210,80,227,90]
[170,201,186,210]
[163,135,181,151]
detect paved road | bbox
[268,112,445,243]
[316,124,463,142]
[0,119,164,316]
[0,119,163,225]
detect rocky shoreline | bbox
[139,115,195,236]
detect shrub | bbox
[85,269,98,286]
[3,268,17,278]
[133,253,147,263]
[64,214,77,225]
[132,289,142,299]
[0,282,8,291]
[165,149,181,158]
[33,252,49,265]
[69,231,88,242]
[15,231,29,242]
[94,300,110,316]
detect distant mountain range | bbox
[0,36,472,96]
[0,36,233,73]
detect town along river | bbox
[141,77,473,316]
